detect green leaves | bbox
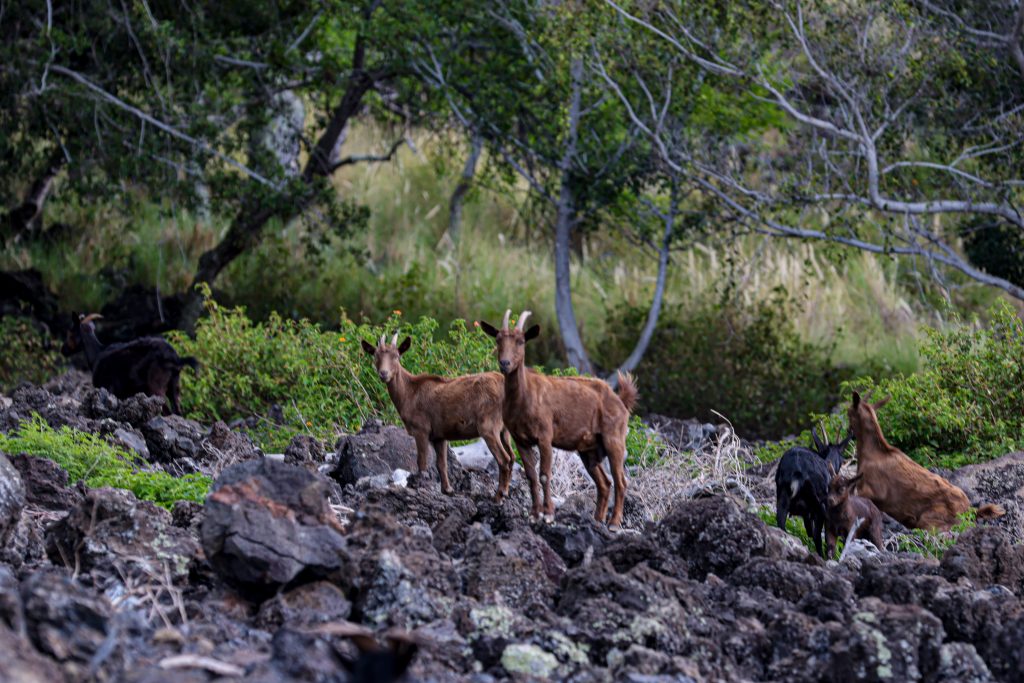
[0,416,210,509]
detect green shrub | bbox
[755,300,1024,469]
[891,510,976,559]
[598,296,851,439]
[755,506,819,555]
[168,293,498,451]
[0,416,209,509]
[0,316,63,393]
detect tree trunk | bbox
[553,58,593,374]
[2,149,65,241]
[447,131,483,248]
[178,40,373,333]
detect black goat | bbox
[774,427,852,558]
[62,313,198,415]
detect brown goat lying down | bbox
[362,334,516,499]
[480,310,638,529]
[848,391,1004,531]
[825,466,884,559]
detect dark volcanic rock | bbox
[655,496,806,580]
[332,420,419,485]
[20,570,113,676]
[255,580,352,629]
[462,525,566,608]
[0,624,69,683]
[200,458,351,593]
[362,485,478,554]
[535,510,613,567]
[45,487,199,582]
[950,451,1024,542]
[284,434,327,470]
[206,420,261,463]
[940,524,1024,595]
[0,452,26,543]
[141,415,204,469]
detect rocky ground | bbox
[1,375,1024,682]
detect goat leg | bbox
[432,439,454,495]
[837,517,864,563]
[537,441,556,523]
[515,440,542,520]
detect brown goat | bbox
[480,310,638,529]
[825,465,884,559]
[847,391,1004,531]
[361,333,516,499]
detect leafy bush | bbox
[168,293,498,450]
[0,316,62,393]
[598,296,851,439]
[0,416,209,509]
[755,506,818,555]
[891,510,976,559]
[755,300,1024,469]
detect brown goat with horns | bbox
[480,310,638,529]
[362,333,516,499]
[848,391,1004,531]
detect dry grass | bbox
[548,417,769,530]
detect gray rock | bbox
[332,420,420,485]
[0,452,26,542]
[142,415,204,468]
[8,453,83,512]
[45,487,199,583]
[950,451,1024,542]
[200,458,351,593]
[0,624,69,683]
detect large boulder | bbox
[654,496,807,580]
[949,451,1024,541]
[200,458,351,593]
[45,487,199,583]
[0,624,68,683]
[8,454,83,512]
[940,525,1024,595]
[0,452,26,543]
[141,415,205,471]
[331,420,420,485]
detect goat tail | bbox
[976,503,1006,520]
[615,371,639,413]
[178,356,200,371]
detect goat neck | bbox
[501,357,532,413]
[382,362,414,411]
[80,324,107,370]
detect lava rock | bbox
[535,510,613,567]
[0,452,26,542]
[940,524,1024,595]
[0,624,69,683]
[141,415,204,468]
[255,581,352,629]
[200,458,351,593]
[206,420,261,464]
[45,487,199,583]
[949,451,1024,541]
[284,434,327,470]
[332,420,420,485]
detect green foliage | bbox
[168,295,497,451]
[0,416,208,509]
[844,301,1024,468]
[0,316,63,393]
[599,294,851,439]
[626,414,668,468]
[963,218,1024,289]
[892,510,976,559]
[756,300,1024,469]
[756,506,818,555]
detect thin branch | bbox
[327,137,407,172]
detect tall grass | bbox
[2,123,950,376]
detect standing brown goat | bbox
[479,310,638,529]
[361,333,516,499]
[847,391,1004,531]
[825,464,884,559]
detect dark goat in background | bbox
[774,426,852,558]
[62,313,198,415]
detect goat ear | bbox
[361,339,377,356]
[852,391,861,408]
[849,473,864,489]
[524,324,540,342]
[872,395,892,410]
[478,321,500,338]
[397,336,412,355]
[840,434,854,452]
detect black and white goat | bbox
[774,426,852,558]
[62,313,198,415]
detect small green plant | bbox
[0,416,209,509]
[0,316,63,393]
[756,505,819,555]
[891,510,977,559]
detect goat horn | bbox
[391,333,399,347]
[379,333,386,347]
[502,309,511,331]
[81,313,104,325]
[515,310,532,331]
[819,420,829,445]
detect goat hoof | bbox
[544,513,555,525]
[608,524,622,534]
[442,486,455,496]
